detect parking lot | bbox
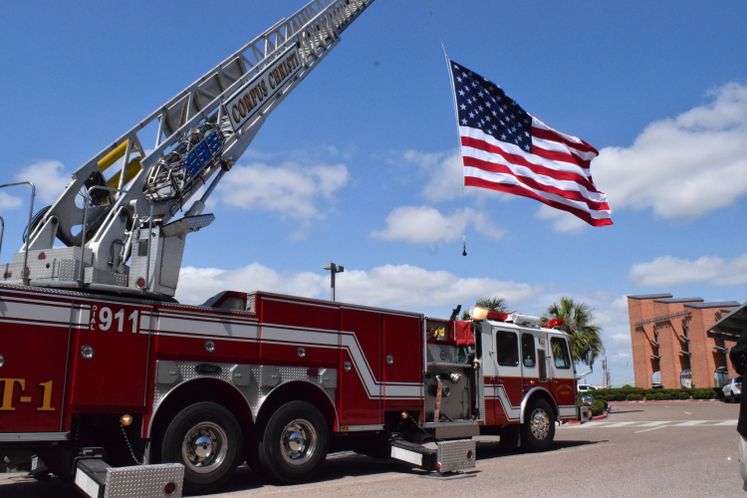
[1,400,742,497]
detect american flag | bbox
[449,59,612,226]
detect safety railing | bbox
[0,182,35,285]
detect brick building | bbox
[627,294,740,389]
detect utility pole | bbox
[322,262,344,301]
[603,356,610,388]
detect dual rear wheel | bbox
[161,400,329,493]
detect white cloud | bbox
[216,161,348,221]
[335,265,536,309]
[3,161,71,208]
[401,149,507,202]
[403,150,463,201]
[594,83,747,219]
[371,205,504,245]
[629,253,747,287]
[535,205,588,233]
[178,263,324,305]
[0,192,22,210]
[177,262,538,313]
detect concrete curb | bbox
[608,399,718,405]
[566,410,609,424]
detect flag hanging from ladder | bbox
[449,59,612,227]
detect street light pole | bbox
[322,262,344,301]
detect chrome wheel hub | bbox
[182,422,228,474]
[280,418,317,466]
[530,408,551,440]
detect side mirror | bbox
[583,348,594,367]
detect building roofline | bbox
[685,301,741,309]
[628,293,673,300]
[653,297,703,304]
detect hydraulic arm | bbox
[6,0,373,298]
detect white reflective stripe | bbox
[264,326,338,346]
[483,384,520,420]
[0,294,423,400]
[262,325,421,398]
[0,432,69,442]
[74,468,100,498]
[152,318,422,400]
[154,314,259,339]
[0,300,75,327]
[391,446,423,467]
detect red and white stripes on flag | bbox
[450,59,612,226]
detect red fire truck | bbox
[0,0,579,495]
[0,286,578,494]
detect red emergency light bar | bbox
[545,318,565,329]
[487,311,508,321]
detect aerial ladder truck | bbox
[2,1,380,495]
[0,1,580,496]
[7,0,370,300]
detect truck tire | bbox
[499,425,520,449]
[161,401,243,495]
[521,398,555,452]
[245,432,263,474]
[257,400,329,483]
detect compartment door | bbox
[339,308,382,427]
[67,301,151,410]
[382,314,423,414]
[0,294,72,433]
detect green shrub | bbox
[579,386,711,402]
[691,388,716,399]
[591,399,607,416]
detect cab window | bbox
[521,333,536,368]
[496,330,519,366]
[551,337,571,369]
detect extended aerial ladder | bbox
[4,0,373,298]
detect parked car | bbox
[577,384,598,393]
[723,376,742,403]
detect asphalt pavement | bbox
[1,400,743,497]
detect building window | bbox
[680,369,692,389]
[652,371,662,388]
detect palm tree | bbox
[462,296,509,319]
[475,297,509,313]
[542,297,603,366]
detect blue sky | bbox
[2,1,747,386]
